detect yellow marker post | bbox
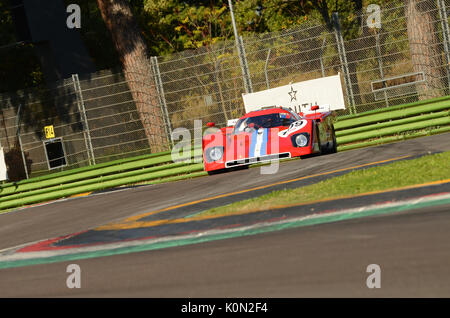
[44,125,55,139]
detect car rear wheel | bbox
[326,124,338,154]
[316,125,324,155]
[330,125,338,153]
[303,124,322,159]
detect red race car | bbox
[202,106,337,174]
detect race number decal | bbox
[278,120,307,137]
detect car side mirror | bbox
[282,119,291,126]
[206,122,215,127]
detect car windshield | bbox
[234,113,296,133]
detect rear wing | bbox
[302,104,331,115]
[242,74,346,114]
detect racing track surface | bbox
[0,133,449,296]
[1,203,450,297]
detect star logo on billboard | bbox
[288,86,297,102]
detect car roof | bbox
[241,107,295,119]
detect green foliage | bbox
[141,0,234,55]
[0,2,44,93]
[0,0,407,94]
[0,0,15,45]
[139,0,366,55]
[0,43,44,93]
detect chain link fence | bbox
[1,0,449,180]
[0,69,166,179]
[160,0,450,129]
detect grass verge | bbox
[196,151,450,217]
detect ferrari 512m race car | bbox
[202,105,337,174]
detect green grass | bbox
[196,151,450,217]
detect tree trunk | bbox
[405,0,445,100]
[96,0,168,152]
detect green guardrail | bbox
[0,153,173,197]
[0,163,205,211]
[336,94,450,122]
[0,149,172,189]
[336,111,449,138]
[335,95,450,151]
[0,149,202,197]
[0,145,204,211]
[335,98,450,130]
[337,116,450,144]
[337,126,450,151]
[0,161,195,203]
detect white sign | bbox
[0,147,7,181]
[227,118,239,127]
[242,74,346,115]
[367,4,381,29]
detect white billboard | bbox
[0,147,8,181]
[242,73,346,114]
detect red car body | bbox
[202,106,337,174]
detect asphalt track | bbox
[1,203,450,297]
[0,133,449,297]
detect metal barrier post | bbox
[320,38,327,77]
[332,12,356,114]
[72,74,95,165]
[239,35,253,93]
[214,58,229,122]
[15,104,29,179]
[437,0,450,90]
[151,56,173,147]
[375,30,389,107]
[265,48,271,89]
[228,0,253,93]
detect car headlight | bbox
[293,133,309,147]
[206,146,224,162]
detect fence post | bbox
[265,48,271,89]
[320,38,327,77]
[72,74,95,165]
[437,0,450,91]
[375,30,389,107]
[214,58,229,122]
[228,0,253,93]
[332,12,356,114]
[15,104,28,179]
[238,35,253,93]
[150,56,173,147]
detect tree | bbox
[140,0,316,55]
[142,0,235,55]
[96,0,169,152]
[404,0,445,99]
[0,1,43,93]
